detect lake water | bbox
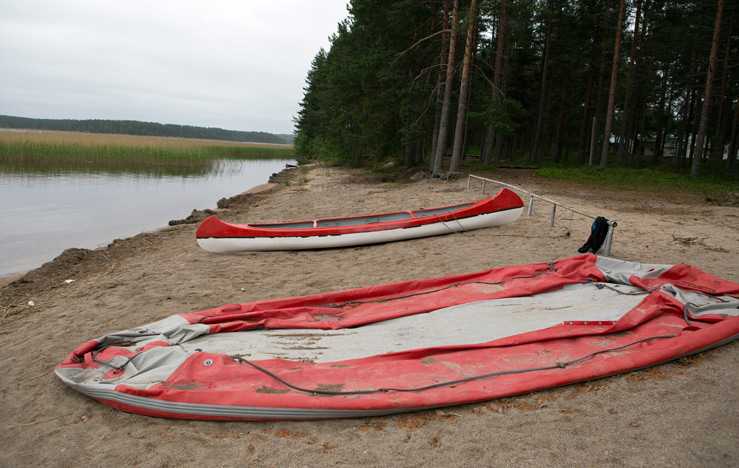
[0,158,292,276]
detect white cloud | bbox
[0,0,348,133]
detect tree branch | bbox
[473,63,505,98]
[413,63,446,83]
[394,29,452,64]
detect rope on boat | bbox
[231,334,678,396]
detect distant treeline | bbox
[0,115,293,145]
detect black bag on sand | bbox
[578,216,610,254]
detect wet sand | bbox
[1,164,737,467]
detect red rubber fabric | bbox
[180,255,604,330]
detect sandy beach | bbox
[1,164,737,467]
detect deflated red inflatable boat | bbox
[56,254,739,421]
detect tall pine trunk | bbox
[482,0,507,164]
[728,101,738,173]
[580,57,595,162]
[481,16,497,163]
[691,0,724,177]
[711,20,732,162]
[531,24,551,162]
[448,0,479,175]
[493,69,508,161]
[617,0,643,162]
[492,9,509,163]
[430,0,450,168]
[599,0,625,168]
[589,26,609,166]
[432,0,460,176]
[652,81,668,165]
[680,87,697,164]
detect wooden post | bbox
[550,204,557,227]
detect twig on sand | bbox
[671,233,704,245]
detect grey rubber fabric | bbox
[59,315,210,390]
[95,314,210,349]
[59,282,647,388]
[596,256,672,285]
[662,285,739,317]
[179,282,646,362]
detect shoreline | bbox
[0,271,24,288]
[0,163,297,287]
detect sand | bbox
[1,165,737,467]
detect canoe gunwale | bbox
[196,188,524,240]
[250,202,474,228]
[204,207,518,239]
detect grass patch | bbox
[0,141,294,159]
[536,165,739,196]
[0,130,295,176]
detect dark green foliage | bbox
[475,95,526,136]
[295,0,441,166]
[295,0,738,176]
[0,115,291,144]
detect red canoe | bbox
[55,254,739,421]
[196,188,524,252]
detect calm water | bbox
[0,159,293,276]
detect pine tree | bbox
[449,0,479,175]
[599,0,625,168]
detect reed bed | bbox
[0,129,293,148]
[0,130,295,176]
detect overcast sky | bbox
[0,1,348,134]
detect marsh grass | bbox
[0,130,295,176]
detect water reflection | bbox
[0,158,293,275]
[0,153,249,177]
